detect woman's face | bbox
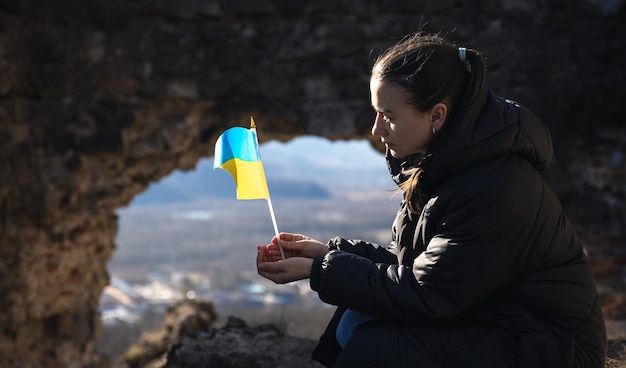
[370,78,436,158]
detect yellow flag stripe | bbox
[221,158,269,200]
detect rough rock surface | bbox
[128,299,626,368]
[163,317,320,368]
[0,0,625,366]
[123,299,218,368]
[607,340,626,368]
[123,299,320,368]
[167,326,626,368]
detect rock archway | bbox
[1,1,625,366]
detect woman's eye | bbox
[382,115,391,124]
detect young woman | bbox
[256,32,607,367]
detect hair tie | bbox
[458,47,467,62]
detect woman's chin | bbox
[389,149,423,160]
[389,149,408,159]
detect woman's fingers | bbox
[275,232,308,243]
[259,244,287,261]
[256,246,267,267]
[268,233,329,259]
[257,257,313,284]
[257,260,289,283]
[276,239,306,252]
[270,236,308,258]
[286,239,329,258]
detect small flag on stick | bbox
[213,118,269,200]
[213,117,284,259]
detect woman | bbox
[256,32,607,367]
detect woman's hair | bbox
[371,32,487,213]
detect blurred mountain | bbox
[131,137,394,206]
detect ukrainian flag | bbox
[213,120,270,200]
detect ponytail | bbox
[455,47,487,123]
[399,167,423,214]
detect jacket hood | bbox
[388,88,553,192]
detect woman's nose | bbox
[371,113,387,137]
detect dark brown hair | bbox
[371,32,487,213]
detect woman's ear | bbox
[431,103,448,132]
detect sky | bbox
[258,136,394,191]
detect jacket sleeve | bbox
[310,177,522,322]
[328,237,398,264]
[311,231,515,323]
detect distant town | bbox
[99,270,324,326]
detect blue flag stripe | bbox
[213,127,261,166]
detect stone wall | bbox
[0,0,624,366]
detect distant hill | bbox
[131,137,394,206]
[131,161,332,206]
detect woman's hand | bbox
[256,246,313,284]
[265,232,329,261]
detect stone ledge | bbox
[126,299,626,368]
[163,317,320,368]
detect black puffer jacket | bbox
[309,90,607,367]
